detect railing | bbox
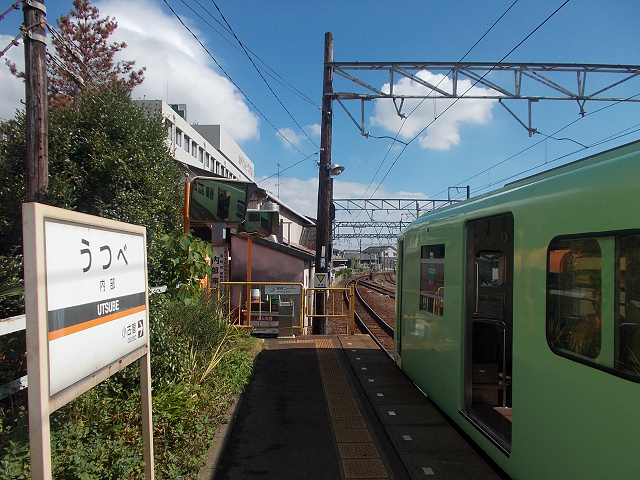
[0,314,27,400]
[217,282,356,335]
[306,286,355,334]
[217,282,306,333]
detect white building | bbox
[135,100,254,182]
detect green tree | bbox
[0,85,183,290]
[6,0,145,108]
[49,0,145,107]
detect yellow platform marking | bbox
[315,340,389,480]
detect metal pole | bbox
[183,182,191,234]
[314,32,333,334]
[24,0,48,204]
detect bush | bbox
[0,293,259,478]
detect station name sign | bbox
[45,220,147,395]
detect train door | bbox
[463,213,513,454]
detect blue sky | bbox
[2,0,640,249]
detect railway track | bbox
[345,276,395,358]
[357,277,395,299]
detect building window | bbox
[175,129,182,147]
[205,153,210,168]
[420,244,445,316]
[199,147,204,163]
[547,233,640,380]
[183,135,190,152]
[192,142,197,158]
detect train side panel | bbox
[397,140,640,479]
[397,217,465,419]
[510,149,640,479]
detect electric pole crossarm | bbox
[329,62,640,103]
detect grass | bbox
[0,292,262,479]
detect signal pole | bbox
[24,0,48,203]
[314,32,333,334]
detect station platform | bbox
[203,335,507,480]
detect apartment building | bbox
[135,100,254,182]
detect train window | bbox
[547,238,602,359]
[616,235,640,378]
[420,244,444,316]
[477,251,506,287]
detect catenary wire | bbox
[437,90,640,198]
[372,0,573,198]
[209,0,319,149]
[350,0,521,216]
[162,0,311,157]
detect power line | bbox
[257,151,319,184]
[472,123,640,196]
[356,0,521,204]
[437,90,640,199]
[209,0,319,149]
[373,0,573,196]
[162,0,311,157]
[178,0,319,108]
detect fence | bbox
[0,314,27,400]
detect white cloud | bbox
[260,176,428,220]
[370,70,495,150]
[308,123,321,136]
[0,34,25,121]
[97,0,259,141]
[276,127,303,149]
[276,124,320,149]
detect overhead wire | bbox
[162,0,311,157]
[180,0,319,107]
[348,0,521,219]
[440,90,640,198]
[472,122,640,196]
[372,0,573,198]
[209,0,319,149]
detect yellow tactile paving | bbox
[334,428,373,443]
[315,340,389,480]
[342,459,388,479]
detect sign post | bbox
[23,203,154,479]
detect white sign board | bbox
[210,245,229,287]
[264,284,302,296]
[23,203,154,480]
[45,221,147,395]
[314,273,328,288]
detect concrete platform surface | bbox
[205,335,507,480]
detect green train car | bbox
[396,140,640,479]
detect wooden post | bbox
[314,32,333,334]
[24,0,48,204]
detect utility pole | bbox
[314,31,333,334]
[24,0,48,204]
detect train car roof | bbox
[399,138,640,235]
